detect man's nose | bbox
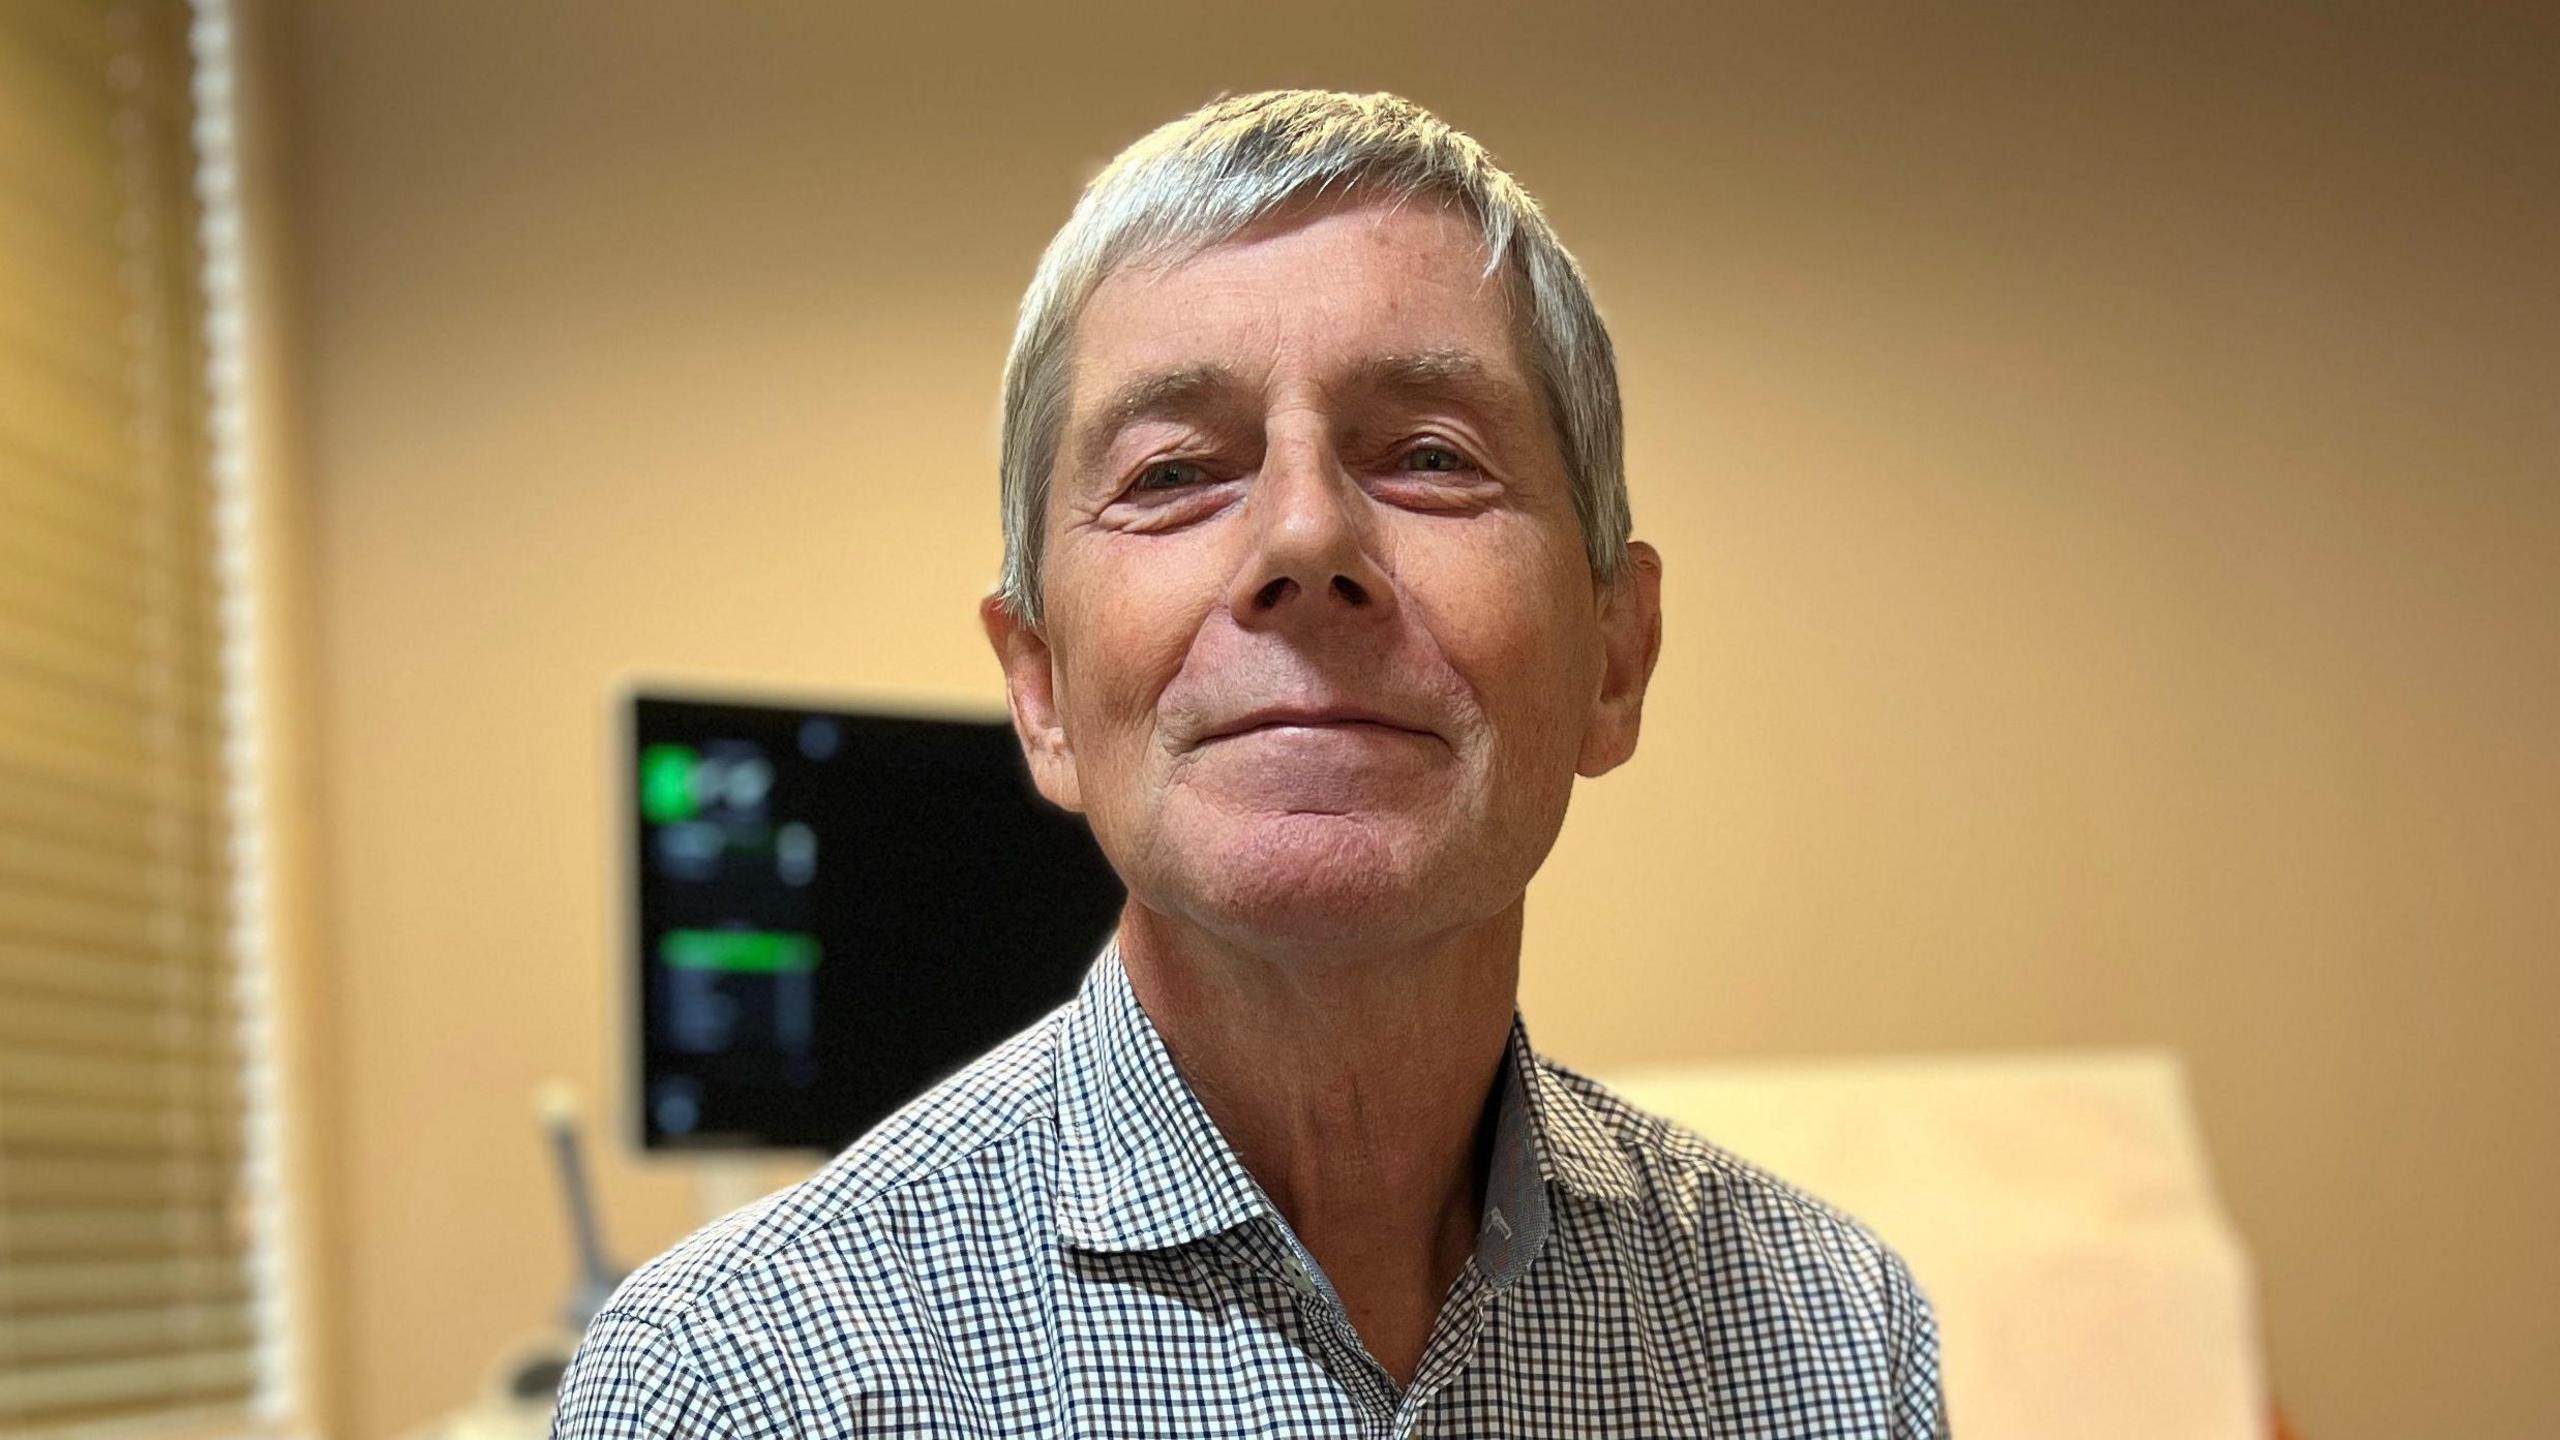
[1226,439,1396,628]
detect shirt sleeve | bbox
[1882,1249,1951,1440]
[551,1309,751,1440]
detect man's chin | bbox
[1162,813,1468,955]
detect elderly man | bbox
[557,89,1944,1437]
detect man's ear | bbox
[1577,540,1664,778]
[980,593,1083,812]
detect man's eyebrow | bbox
[1345,346,1504,399]
[1075,362,1246,472]
[1348,347,1541,444]
[1070,347,1529,473]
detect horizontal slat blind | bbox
[0,1,259,1433]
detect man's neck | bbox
[1116,898,1524,1384]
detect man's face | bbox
[986,194,1660,959]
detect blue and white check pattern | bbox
[555,941,1947,1437]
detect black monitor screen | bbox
[628,693,1124,1152]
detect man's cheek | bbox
[1060,692,1149,829]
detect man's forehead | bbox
[1095,347,1507,428]
[1073,197,1524,362]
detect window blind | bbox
[0,1,265,1432]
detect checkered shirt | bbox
[555,940,1947,1437]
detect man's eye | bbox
[1402,444,1471,473]
[1133,460,1209,491]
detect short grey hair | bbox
[995,89,1629,624]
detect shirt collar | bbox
[1053,938,1271,1253]
[1512,1022,1647,1211]
[1052,937,1639,1283]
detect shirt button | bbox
[1281,1255,1318,1295]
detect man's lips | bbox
[1199,705,1437,743]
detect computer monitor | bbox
[625,691,1124,1152]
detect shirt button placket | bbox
[1276,1248,1393,1417]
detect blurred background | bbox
[2,0,2554,1436]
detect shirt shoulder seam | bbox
[566,1307,760,1437]
[1534,1052,1905,1262]
[607,1016,1072,1336]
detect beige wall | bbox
[277,2,2558,1436]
